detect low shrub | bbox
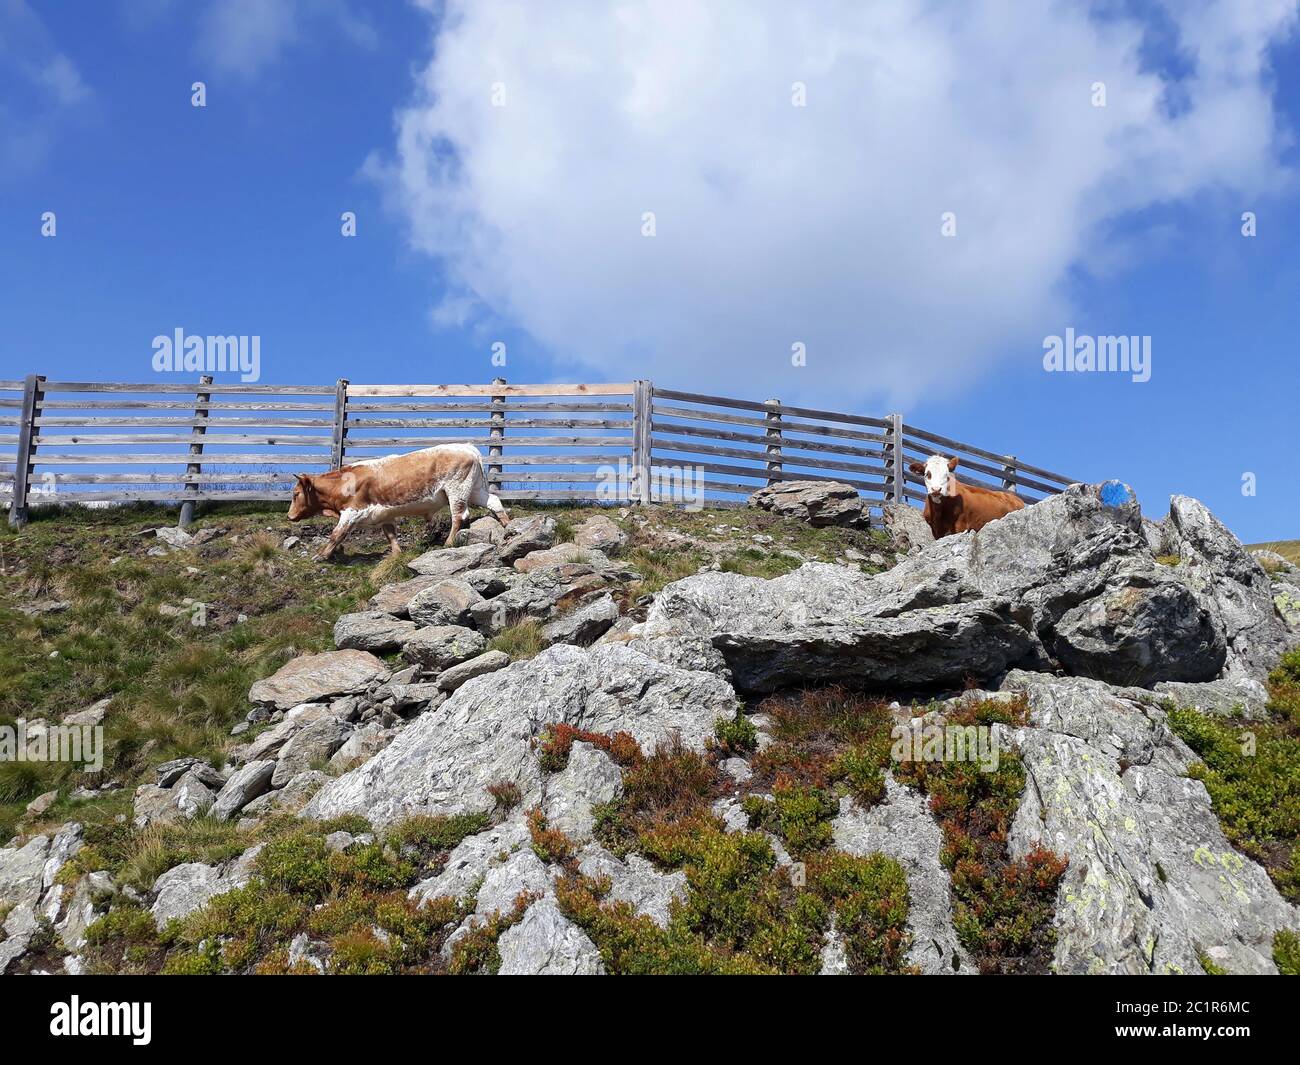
[1168,706,1300,901]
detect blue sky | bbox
[1,0,1298,541]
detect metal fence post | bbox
[488,377,506,490]
[330,378,349,469]
[178,374,213,529]
[886,412,905,503]
[632,379,652,504]
[764,399,782,485]
[8,374,44,529]
[1002,454,1017,492]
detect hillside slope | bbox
[1,490,1298,976]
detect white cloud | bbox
[0,0,92,180]
[375,0,1298,405]
[38,53,90,106]
[196,0,376,80]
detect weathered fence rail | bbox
[0,376,1080,527]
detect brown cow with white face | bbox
[288,444,509,561]
[908,454,1025,539]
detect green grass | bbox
[1168,707,1300,902]
[77,813,489,975]
[487,619,545,660]
[0,505,404,839]
[1247,540,1300,567]
[0,500,881,842]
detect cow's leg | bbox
[486,493,511,528]
[316,512,362,562]
[472,482,511,528]
[381,522,401,557]
[444,489,471,547]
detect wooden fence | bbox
[0,376,1079,527]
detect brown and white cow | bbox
[908,454,1024,539]
[287,443,510,561]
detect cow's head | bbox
[287,474,324,521]
[908,455,959,498]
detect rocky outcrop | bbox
[305,642,734,826]
[881,501,934,552]
[149,845,261,930]
[998,670,1297,975]
[496,898,605,975]
[643,563,1041,692]
[497,515,558,565]
[1163,495,1290,682]
[248,650,389,710]
[542,742,623,839]
[643,483,1289,693]
[573,515,627,554]
[748,480,869,528]
[832,779,972,974]
[333,612,417,653]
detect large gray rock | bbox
[645,484,1280,693]
[407,542,497,578]
[210,760,276,821]
[307,642,735,827]
[328,727,396,771]
[496,897,605,975]
[407,579,484,628]
[542,742,623,840]
[150,862,228,930]
[1052,580,1225,686]
[1164,495,1291,683]
[1000,670,1297,974]
[748,480,869,528]
[236,704,337,764]
[515,542,591,573]
[132,770,216,828]
[0,835,52,909]
[401,625,488,670]
[1154,677,1270,719]
[881,502,934,552]
[609,618,732,679]
[469,565,608,636]
[576,844,687,928]
[368,575,447,617]
[333,611,417,653]
[645,563,1041,692]
[573,515,627,554]
[436,650,511,692]
[498,515,557,564]
[832,779,973,974]
[542,593,620,647]
[409,819,532,907]
[248,650,389,710]
[271,715,352,788]
[474,847,554,917]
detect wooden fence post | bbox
[886,412,905,503]
[8,374,44,529]
[178,374,213,529]
[330,378,349,469]
[1002,454,1017,492]
[764,399,782,485]
[632,379,652,504]
[488,377,506,489]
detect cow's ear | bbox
[907,460,924,475]
[947,456,959,471]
